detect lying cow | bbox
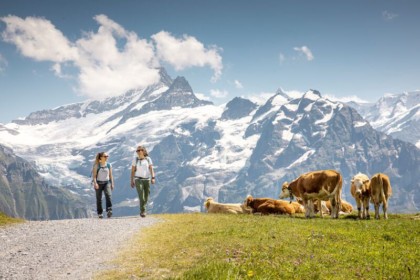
[244,195,295,215]
[290,201,305,214]
[370,173,392,219]
[295,197,329,217]
[279,170,343,218]
[204,197,252,214]
[323,200,353,215]
[350,172,371,219]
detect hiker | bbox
[93,152,114,219]
[131,145,155,217]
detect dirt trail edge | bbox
[0,216,160,280]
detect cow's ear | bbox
[351,179,354,183]
[363,180,370,184]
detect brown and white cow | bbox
[204,198,252,214]
[244,195,296,215]
[279,170,343,218]
[370,173,392,219]
[324,200,353,215]
[350,172,371,219]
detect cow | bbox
[204,197,252,214]
[290,201,305,214]
[279,170,343,218]
[350,172,371,219]
[244,195,296,215]
[295,197,329,216]
[370,173,392,219]
[323,200,353,215]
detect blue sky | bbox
[0,0,419,123]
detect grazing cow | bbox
[350,172,371,219]
[244,195,295,215]
[370,173,392,219]
[279,170,343,218]
[204,198,252,214]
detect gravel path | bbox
[0,216,160,280]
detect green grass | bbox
[0,212,24,226]
[98,213,420,280]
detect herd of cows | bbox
[204,170,392,219]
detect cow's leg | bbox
[304,199,311,218]
[363,197,370,219]
[356,198,362,219]
[336,198,341,219]
[310,200,316,218]
[374,201,380,219]
[329,198,335,218]
[318,200,323,218]
[383,197,389,219]
[331,198,339,219]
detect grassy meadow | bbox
[0,212,24,226]
[98,213,420,280]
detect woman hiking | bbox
[93,152,114,219]
[131,146,155,217]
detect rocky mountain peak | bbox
[168,76,193,93]
[221,97,257,120]
[158,67,173,87]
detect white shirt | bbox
[132,157,153,178]
[96,163,110,182]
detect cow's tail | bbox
[327,174,342,199]
[331,173,343,218]
[379,175,385,204]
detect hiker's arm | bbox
[109,167,115,190]
[130,166,136,187]
[149,165,155,184]
[93,165,99,189]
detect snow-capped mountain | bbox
[0,71,419,217]
[348,91,420,148]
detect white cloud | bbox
[151,31,223,82]
[382,11,398,21]
[1,16,78,62]
[74,15,160,98]
[293,46,314,61]
[0,15,223,99]
[0,53,7,72]
[210,89,228,98]
[234,80,243,89]
[245,92,274,105]
[195,92,211,101]
[324,94,370,104]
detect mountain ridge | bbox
[0,71,419,217]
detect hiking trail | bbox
[0,216,159,279]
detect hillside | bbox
[99,213,420,280]
[0,144,90,220]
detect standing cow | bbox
[370,173,392,219]
[279,170,343,218]
[350,172,371,219]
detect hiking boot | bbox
[140,212,146,218]
[98,214,103,219]
[107,210,112,218]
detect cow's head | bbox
[204,197,214,209]
[351,177,370,197]
[279,182,292,200]
[244,195,254,208]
